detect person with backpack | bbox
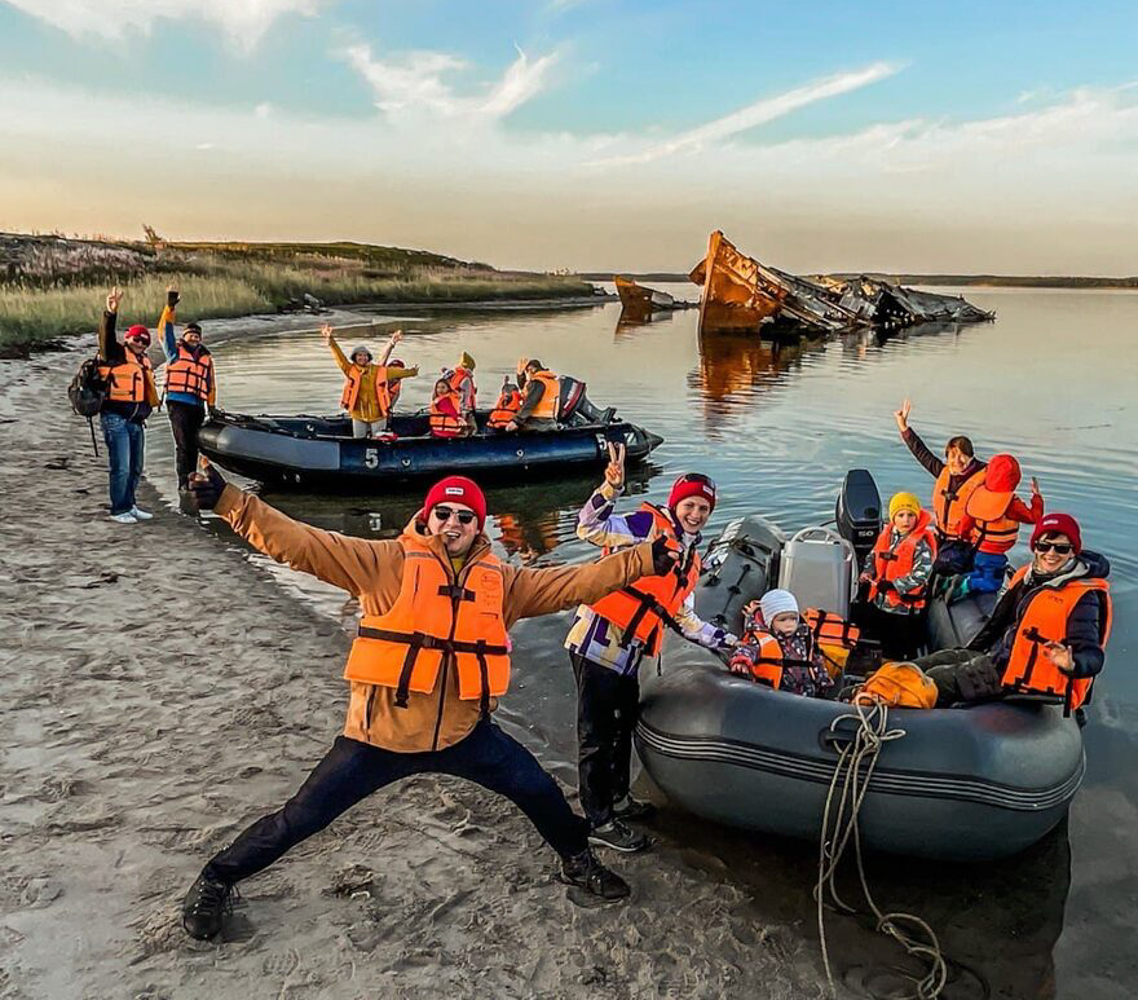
[159,285,216,491]
[96,286,159,524]
[179,468,682,940]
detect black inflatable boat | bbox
[197,399,662,491]
[635,471,1085,861]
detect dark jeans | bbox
[915,648,1004,706]
[167,400,206,488]
[852,602,927,659]
[571,653,640,828]
[99,411,145,515]
[205,721,589,884]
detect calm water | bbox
[149,287,1138,998]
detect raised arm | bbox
[98,286,123,361]
[324,325,351,375]
[895,400,945,479]
[160,285,179,361]
[376,329,402,367]
[189,466,393,595]
[504,541,656,624]
[576,443,657,549]
[513,377,545,422]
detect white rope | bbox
[816,698,948,1000]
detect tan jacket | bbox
[215,487,656,752]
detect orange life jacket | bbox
[165,342,214,402]
[1000,565,1112,710]
[589,503,699,656]
[526,369,560,421]
[429,390,466,437]
[340,364,394,417]
[803,608,861,649]
[97,350,159,407]
[741,630,788,689]
[488,388,522,428]
[449,367,476,412]
[343,536,510,715]
[867,509,939,610]
[931,464,986,541]
[966,504,1022,555]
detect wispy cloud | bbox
[341,42,558,122]
[3,0,331,50]
[591,61,902,166]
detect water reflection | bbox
[614,307,676,337]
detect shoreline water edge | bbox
[0,317,827,999]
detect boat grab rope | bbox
[815,698,948,1000]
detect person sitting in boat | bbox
[504,358,559,432]
[323,324,418,438]
[913,513,1110,713]
[954,454,1044,597]
[447,351,478,424]
[563,446,737,853]
[727,589,842,699]
[855,492,938,658]
[894,398,986,575]
[429,377,471,438]
[487,376,523,430]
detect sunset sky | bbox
[1,0,1136,274]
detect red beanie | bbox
[1030,512,1082,555]
[668,473,716,513]
[422,475,487,529]
[125,324,151,344]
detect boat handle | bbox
[818,724,857,754]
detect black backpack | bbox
[68,357,108,418]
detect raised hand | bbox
[106,286,124,314]
[320,323,334,344]
[390,329,403,344]
[166,283,180,307]
[1030,476,1041,497]
[603,441,626,489]
[894,398,911,434]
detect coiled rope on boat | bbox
[816,698,948,1000]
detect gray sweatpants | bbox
[352,418,388,438]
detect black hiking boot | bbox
[559,848,630,901]
[588,818,651,853]
[182,871,236,940]
[612,795,656,822]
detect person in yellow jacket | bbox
[181,470,681,940]
[322,324,418,437]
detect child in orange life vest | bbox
[429,378,470,438]
[856,492,937,659]
[728,590,839,699]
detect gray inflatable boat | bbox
[635,472,1085,862]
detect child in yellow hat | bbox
[856,491,938,657]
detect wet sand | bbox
[0,325,826,999]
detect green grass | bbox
[0,251,593,351]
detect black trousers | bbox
[852,602,927,659]
[167,400,206,488]
[571,653,640,828]
[204,721,589,885]
[916,648,1004,707]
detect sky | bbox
[1,0,1136,274]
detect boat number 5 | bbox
[364,448,379,469]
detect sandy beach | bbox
[0,322,826,1000]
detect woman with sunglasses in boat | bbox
[564,447,737,853]
[914,512,1111,712]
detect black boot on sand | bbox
[613,795,656,822]
[559,848,630,901]
[182,871,237,940]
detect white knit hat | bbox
[759,589,799,624]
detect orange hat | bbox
[965,454,1021,521]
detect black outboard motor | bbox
[836,468,882,569]
[559,376,616,425]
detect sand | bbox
[0,325,826,1000]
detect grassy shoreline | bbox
[0,235,593,351]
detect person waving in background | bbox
[180,467,684,941]
[564,444,737,853]
[159,284,215,492]
[96,286,160,524]
[323,324,418,438]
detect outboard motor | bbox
[836,468,882,569]
[560,376,616,425]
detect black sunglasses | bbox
[432,505,476,525]
[1034,541,1073,555]
[677,472,717,491]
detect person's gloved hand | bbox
[651,534,681,576]
[167,285,180,308]
[188,461,226,511]
[876,579,895,594]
